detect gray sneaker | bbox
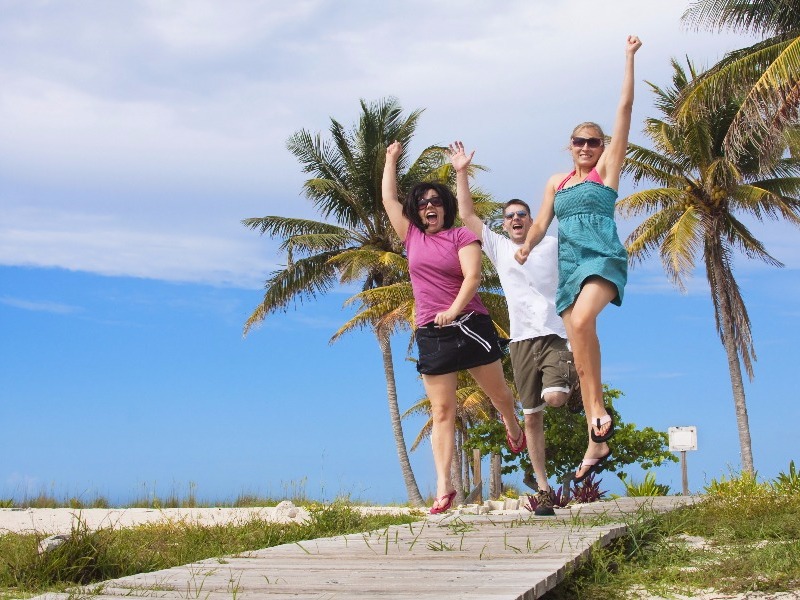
[530,489,555,516]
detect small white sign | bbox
[668,426,697,451]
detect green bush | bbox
[619,472,671,497]
[772,460,800,495]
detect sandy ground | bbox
[0,504,412,536]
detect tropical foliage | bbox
[513,386,676,482]
[618,58,800,472]
[681,0,800,161]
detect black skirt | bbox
[415,312,504,375]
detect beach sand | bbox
[0,504,412,535]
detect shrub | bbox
[772,460,800,495]
[571,474,607,504]
[619,472,671,497]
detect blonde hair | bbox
[566,122,606,151]
[571,121,605,138]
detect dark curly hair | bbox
[402,182,457,232]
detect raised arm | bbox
[449,141,482,239]
[597,35,642,191]
[382,140,409,240]
[434,241,483,326]
[514,175,558,264]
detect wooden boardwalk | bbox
[32,497,694,600]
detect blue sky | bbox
[1,1,797,505]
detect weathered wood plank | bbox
[29,497,696,600]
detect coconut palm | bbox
[618,59,800,472]
[242,98,451,506]
[680,0,800,162]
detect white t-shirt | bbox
[481,223,567,342]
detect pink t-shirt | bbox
[405,225,489,326]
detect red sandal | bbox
[430,490,457,515]
[502,416,526,454]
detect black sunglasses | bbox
[504,210,528,220]
[417,197,444,209]
[571,136,603,149]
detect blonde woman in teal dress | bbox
[516,35,642,483]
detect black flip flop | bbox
[590,413,615,443]
[573,449,611,484]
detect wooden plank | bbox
[28,497,695,600]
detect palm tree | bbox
[242,98,450,506]
[618,59,800,472]
[680,0,800,161]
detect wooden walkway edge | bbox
[30,497,696,600]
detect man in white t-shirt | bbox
[451,143,580,515]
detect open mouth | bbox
[425,210,438,224]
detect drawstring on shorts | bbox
[432,312,492,352]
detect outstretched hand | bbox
[386,140,403,162]
[626,35,642,55]
[448,140,475,172]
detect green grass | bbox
[542,467,800,599]
[0,501,420,599]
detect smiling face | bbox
[417,188,445,234]
[501,201,533,244]
[570,124,605,170]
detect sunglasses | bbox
[571,136,603,148]
[504,210,528,220]
[417,197,444,209]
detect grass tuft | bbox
[0,502,417,599]
[541,465,800,599]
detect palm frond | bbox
[720,213,784,267]
[733,181,800,224]
[623,144,692,188]
[617,187,687,219]
[243,251,340,334]
[682,0,800,36]
[703,240,756,378]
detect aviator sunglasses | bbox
[417,196,444,209]
[504,210,528,220]
[571,136,603,149]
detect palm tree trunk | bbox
[717,284,755,473]
[707,243,755,474]
[452,428,464,506]
[461,419,471,493]
[489,453,502,499]
[376,331,425,506]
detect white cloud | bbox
[0,296,80,314]
[0,206,276,288]
[0,0,781,289]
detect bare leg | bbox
[421,372,458,507]
[561,278,616,478]
[524,411,548,492]
[468,360,524,444]
[561,277,617,436]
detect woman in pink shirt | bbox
[382,140,525,514]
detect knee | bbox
[430,403,455,424]
[524,412,543,428]
[544,391,567,408]
[569,312,596,339]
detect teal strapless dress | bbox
[554,181,627,314]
